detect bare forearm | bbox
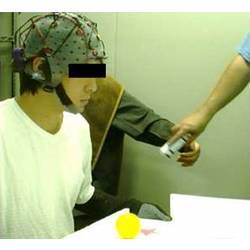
[198,55,250,119]
[169,55,250,143]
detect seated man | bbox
[4,13,107,238]
[74,76,200,230]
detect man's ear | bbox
[32,57,45,72]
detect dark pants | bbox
[74,215,98,231]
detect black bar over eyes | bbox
[68,64,106,78]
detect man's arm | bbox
[75,188,139,218]
[112,91,200,166]
[75,187,171,221]
[169,31,250,143]
[202,55,250,117]
[169,55,250,143]
[112,91,174,146]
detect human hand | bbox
[177,140,200,167]
[168,110,211,145]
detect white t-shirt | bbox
[0,98,95,239]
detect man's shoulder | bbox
[0,98,14,111]
[237,32,250,62]
[0,98,15,120]
[0,98,16,133]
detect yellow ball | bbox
[115,212,141,239]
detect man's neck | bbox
[16,90,64,134]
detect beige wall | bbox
[87,13,250,212]
[15,13,250,212]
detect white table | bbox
[65,194,250,240]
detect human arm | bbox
[112,91,174,146]
[169,54,250,144]
[75,187,172,221]
[112,91,200,166]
